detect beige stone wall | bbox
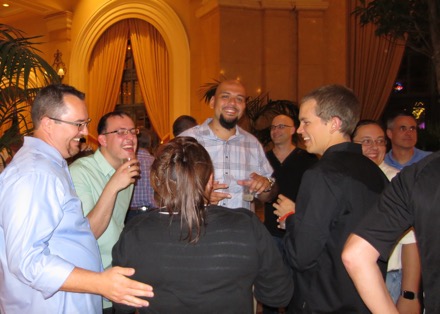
[3,0,350,128]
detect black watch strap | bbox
[400,290,418,300]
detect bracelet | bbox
[279,211,294,221]
[263,177,276,192]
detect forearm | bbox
[396,243,421,313]
[400,243,421,293]
[61,267,153,307]
[87,184,119,238]
[343,234,398,314]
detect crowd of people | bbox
[0,80,437,314]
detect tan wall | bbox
[3,0,350,126]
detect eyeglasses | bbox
[397,125,417,132]
[270,124,294,131]
[102,128,140,136]
[356,138,387,147]
[49,117,91,131]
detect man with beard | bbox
[69,111,141,312]
[180,79,275,210]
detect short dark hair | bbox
[301,84,360,136]
[151,136,213,244]
[137,128,152,149]
[172,115,197,137]
[97,111,131,135]
[351,119,385,140]
[31,84,85,129]
[386,111,416,129]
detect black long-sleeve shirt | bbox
[113,205,294,314]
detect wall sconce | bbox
[52,49,67,81]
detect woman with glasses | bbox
[112,136,293,314]
[352,120,422,314]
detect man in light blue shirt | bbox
[69,111,141,312]
[384,112,431,170]
[181,79,275,210]
[0,85,153,313]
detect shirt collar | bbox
[200,118,243,140]
[94,148,116,177]
[25,136,67,168]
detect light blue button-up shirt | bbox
[0,137,102,313]
[181,118,273,210]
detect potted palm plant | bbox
[0,24,60,168]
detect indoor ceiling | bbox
[0,0,77,21]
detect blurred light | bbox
[393,81,404,92]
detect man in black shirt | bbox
[263,114,317,314]
[274,84,388,313]
[343,151,440,313]
[264,114,317,249]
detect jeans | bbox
[386,269,402,303]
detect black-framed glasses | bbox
[49,117,91,131]
[270,124,294,131]
[102,128,140,136]
[356,138,387,147]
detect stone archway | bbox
[69,0,190,131]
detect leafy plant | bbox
[0,24,59,166]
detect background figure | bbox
[180,79,276,211]
[263,114,317,314]
[352,120,421,314]
[343,151,440,313]
[69,111,141,312]
[126,128,156,223]
[172,114,197,137]
[273,85,389,313]
[112,137,293,313]
[0,84,152,313]
[385,112,431,170]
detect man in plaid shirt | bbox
[126,128,156,222]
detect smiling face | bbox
[353,123,387,165]
[98,115,138,169]
[43,94,89,159]
[210,80,246,130]
[270,115,295,146]
[387,115,418,150]
[297,100,333,156]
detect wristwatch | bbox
[264,177,276,192]
[400,290,418,300]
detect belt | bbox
[129,205,151,212]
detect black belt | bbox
[129,205,151,212]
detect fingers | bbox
[210,191,231,204]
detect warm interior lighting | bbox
[2,3,10,7]
[52,49,67,81]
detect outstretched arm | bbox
[61,267,154,308]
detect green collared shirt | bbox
[69,149,133,270]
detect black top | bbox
[354,150,440,313]
[284,142,389,313]
[112,205,294,314]
[264,148,318,237]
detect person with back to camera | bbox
[172,114,197,137]
[112,136,294,314]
